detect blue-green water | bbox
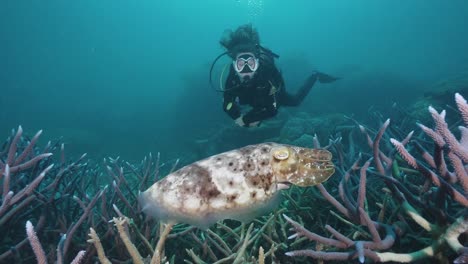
[2,0,467,162]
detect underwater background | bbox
[1,1,468,263]
[2,0,468,163]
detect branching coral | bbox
[283,93,468,263]
[2,94,467,264]
[26,220,86,264]
[0,126,103,263]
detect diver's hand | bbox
[235,116,260,127]
[235,116,246,127]
[247,121,261,127]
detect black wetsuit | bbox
[223,56,317,126]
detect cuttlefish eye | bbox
[273,147,289,160]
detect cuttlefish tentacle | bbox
[139,142,335,229]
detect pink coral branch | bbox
[317,184,350,218]
[390,138,418,168]
[0,191,13,216]
[429,106,468,162]
[417,123,445,147]
[358,207,381,244]
[13,129,43,166]
[357,159,371,216]
[26,221,47,264]
[413,141,436,168]
[2,165,10,200]
[60,143,65,168]
[359,125,374,149]
[285,249,353,261]
[283,214,347,248]
[325,225,354,246]
[0,196,36,226]
[70,250,86,264]
[339,155,361,211]
[373,119,390,174]
[400,130,414,145]
[455,93,468,126]
[7,126,23,166]
[9,153,52,173]
[460,126,468,149]
[447,152,468,192]
[10,164,53,205]
[416,164,468,206]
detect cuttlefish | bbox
[139,143,335,229]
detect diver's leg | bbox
[279,74,318,106]
[315,71,340,83]
[280,71,339,107]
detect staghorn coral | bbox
[0,126,95,263]
[2,93,467,264]
[283,93,468,263]
[26,220,86,264]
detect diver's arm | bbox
[242,104,277,125]
[223,93,241,120]
[222,69,242,120]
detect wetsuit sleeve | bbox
[242,104,277,124]
[222,69,242,120]
[223,92,241,120]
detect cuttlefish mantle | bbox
[139,142,335,229]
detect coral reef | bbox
[0,93,466,263]
[283,93,467,263]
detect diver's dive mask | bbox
[233,52,259,80]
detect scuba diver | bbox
[211,24,339,127]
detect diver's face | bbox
[233,52,259,81]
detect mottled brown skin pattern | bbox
[202,143,277,209]
[139,143,335,228]
[182,164,221,201]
